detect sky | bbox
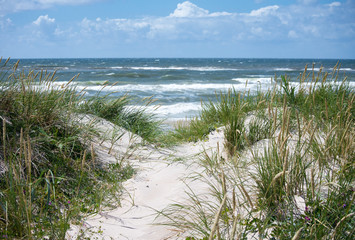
[0,0,354,58]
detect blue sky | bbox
[0,0,354,58]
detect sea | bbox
[3,58,355,122]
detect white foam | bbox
[52,81,70,85]
[309,67,324,72]
[247,75,272,77]
[39,79,355,94]
[134,102,202,118]
[72,80,354,94]
[273,68,295,71]
[339,68,355,72]
[232,77,272,84]
[75,83,240,92]
[106,73,115,76]
[155,103,201,116]
[50,81,74,88]
[55,67,69,70]
[110,66,238,71]
[307,67,354,72]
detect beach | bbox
[2,0,354,238]
[1,58,354,239]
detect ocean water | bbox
[4,58,355,121]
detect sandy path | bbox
[66,116,225,239]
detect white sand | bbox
[66,113,309,240]
[66,116,227,239]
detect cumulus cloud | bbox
[249,5,279,17]
[170,1,209,17]
[33,15,55,25]
[328,2,341,7]
[79,17,149,35]
[30,14,58,40]
[169,1,231,18]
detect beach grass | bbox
[79,94,162,142]
[0,59,155,239]
[160,64,354,239]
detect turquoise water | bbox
[5,58,355,120]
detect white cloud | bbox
[328,2,341,7]
[170,1,208,18]
[0,17,12,29]
[297,0,317,5]
[80,17,149,33]
[249,5,279,17]
[33,15,55,25]
[288,30,298,38]
[169,1,231,18]
[30,15,58,40]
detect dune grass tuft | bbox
[0,59,156,239]
[160,64,354,239]
[79,94,162,142]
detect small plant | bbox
[224,113,246,156]
[280,75,296,105]
[171,88,255,144]
[247,115,272,145]
[79,94,162,142]
[253,143,287,215]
